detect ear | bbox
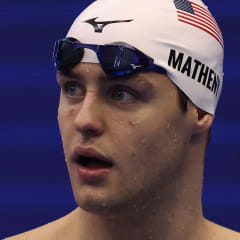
[192,107,214,135]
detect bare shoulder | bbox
[205,219,240,240]
[3,220,58,240]
[3,209,77,240]
[217,225,240,240]
[3,232,28,240]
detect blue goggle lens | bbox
[53,37,166,76]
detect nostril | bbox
[85,129,98,137]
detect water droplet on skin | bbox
[172,132,177,144]
[142,138,146,144]
[182,205,187,210]
[176,194,181,199]
[133,204,140,213]
[151,209,157,215]
[127,130,131,136]
[155,143,160,148]
[102,202,107,207]
[154,195,162,200]
[129,120,140,126]
[108,215,117,221]
[168,217,173,223]
[188,205,194,211]
[131,151,136,158]
[134,176,137,181]
[180,225,185,231]
[24,233,31,240]
[183,188,188,193]
[166,122,171,129]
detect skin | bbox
[5,63,240,240]
[57,63,210,240]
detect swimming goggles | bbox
[53,37,166,77]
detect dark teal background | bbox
[1,0,240,238]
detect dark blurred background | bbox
[0,0,239,238]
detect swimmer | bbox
[5,0,240,239]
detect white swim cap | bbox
[66,0,224,115]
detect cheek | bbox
[109,118,181,196]
[57,103,77,158]
[125,117,188,177]
[58,98,76,129]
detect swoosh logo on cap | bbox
[84,17,134,33]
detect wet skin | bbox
[55,62,212,240]
[57,63,194,214]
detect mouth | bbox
[76,156,114,169]
[71,146,114,178]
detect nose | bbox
[73,90,104,138]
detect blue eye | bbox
[63,82,82,97]
[110,86,138,103]
[62,82,138,104]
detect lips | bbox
[71,146,114,168]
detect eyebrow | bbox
[58,70,155,90]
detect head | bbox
[54,0,223,214]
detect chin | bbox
[72,187,126,214]
[75,198,121,216]
[74,189,147,218]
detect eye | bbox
[109,86,138,103]
[63,81,82,97]
[62,82,138,103]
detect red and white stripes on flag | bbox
[174,0,224,48]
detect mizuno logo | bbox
[84,17,134,33]
[130,64,142,70]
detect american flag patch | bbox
[173,0,223,48]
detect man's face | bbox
[57,63,193,214]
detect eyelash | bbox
[62,81,139,104]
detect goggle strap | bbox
[150,64,166,74]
